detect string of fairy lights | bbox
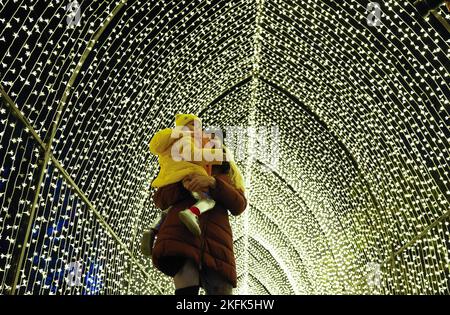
[0,0,449,295]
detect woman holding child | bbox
[142,114,247,295]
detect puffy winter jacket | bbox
[149,128,222,188]
[151,171,247,287]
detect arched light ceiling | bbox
[0,0,449,295]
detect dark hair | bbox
[213,148,230,173]
[218,161,231,173]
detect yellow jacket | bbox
[149,128,222,188]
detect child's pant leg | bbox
[190,192,215,214]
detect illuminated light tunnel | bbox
[0,0,449,295]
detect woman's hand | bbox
[182,174,216,192]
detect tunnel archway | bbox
[0,0,449,295]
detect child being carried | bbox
[148,113,224,237]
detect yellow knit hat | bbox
[175,113,201,127]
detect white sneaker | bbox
[178,209,201,236]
